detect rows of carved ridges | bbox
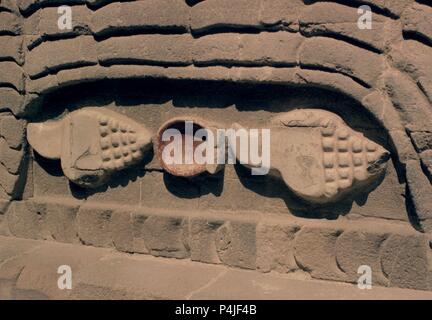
[320,125,380,197]
[4,1,398,52]
[0,0,27,200]
[0,0,25,122]
[11,0,421,17]
[24,62,429,205]
[4,1,429,51]
[23,33,385,86]
[2,1,428,117]
[1,0,429,107]
[10,0,416,16]
[1,0,432,231]
[0,113,27,200]
[382,0,432,229]
[2,197,431,291]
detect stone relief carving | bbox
[155,116,224,178]
[232,109,390,204]
[1,0,432,297]
[27,107,152,188]
[27,107,389,206]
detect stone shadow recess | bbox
[30,77,401,219]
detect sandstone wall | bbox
[0,0,431,292]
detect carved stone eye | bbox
[27,107,153,188]
[231,109,390,204]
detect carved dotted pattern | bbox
[97,115,144,171]
[320,125,380,198]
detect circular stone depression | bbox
[156,117,213,177]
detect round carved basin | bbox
[156,117,212,177]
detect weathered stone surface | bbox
[385,70,432,132]
[402,2,432,45]
[256,222,300,273]
[342,0,414,17]
[137,214,189,259]
[420,150,432,180]
[191,0,304,33]
[24,6,93,48]
[189,218,224,264]
[0,36,23,65]
[193,32,303,66]
[0,12,21,35]
[92,0,190,35]
[76,204,113,247]
[215,221,256,270]
[98,34,192,66]
[0,167,18,197]
[0,62,25,92]
[381,233,430,290]
[0,88,24,116]
[390,40,432,103]
[299,2,388,52]
[2,0,432,297]
[0,115,26,150]
[110,209,133,253]
[139,171,200,211]
[294,226,346,281]
[0,0,18,12]
[16,0,89,14]
[42,199,80,243]
[410,131,432,153]
[335,230,388,285]
[190,0,262,33]
[0,113,26,187]
[6,200,50,240]
[25,37,98,78]
[300,37,384,87]
[131,212,150,254]
[3,235,432,300]
[362,91,403,131]
[405,160,432,227]
[0,138,24,174]
[4,238,107,299]
[389,129,418,164]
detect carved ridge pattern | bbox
[0,0,432,295]
[4,198,431,290]
[320,122,384,198]
[0,0,431,230]
[97,114,147,171]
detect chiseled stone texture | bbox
[1,236,432,300]
[2,0,432,295]
[3,198,432,291]
[256,223,300,274]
